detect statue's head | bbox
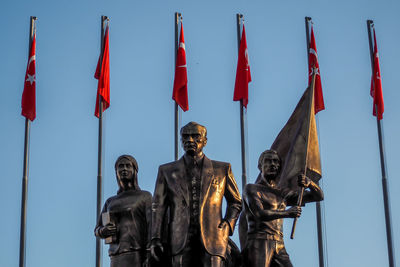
[258,149,281,182]
[115,155,140,193]
[180,121,207,156]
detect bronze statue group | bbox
[95,121,323,267]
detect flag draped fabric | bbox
[271,81,322,192]
[370,29,384,120]
[308,26,325,114]
[94,26,110,118]
[233,25,251,108]
[21,34,36,121]
[172,23,188,111]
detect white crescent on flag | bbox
[179,42,185,50]
[309,48,318,58]
[28,55,36,66]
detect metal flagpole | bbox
[367,20,396,267]
[95,15,108,267]
[174,12,181,161]
[19,16,37,267]
[305,16,325,267]
[236,13,247,190]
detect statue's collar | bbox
[183,153,204,166]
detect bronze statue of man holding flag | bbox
[240,74,324,266]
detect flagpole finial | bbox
[101,15,109,22]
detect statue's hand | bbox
[100,224,117,237]
[286,206,302,218]
[150,238,164,262]
[298,174,311,188]
[218,220,229,229]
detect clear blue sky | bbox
[1,0,399,266]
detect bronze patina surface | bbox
[241,150,323,267]
[150,122,242,267]
[95,155,152,267]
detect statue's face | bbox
[116,158,135,184]
[181,125,207,156]
[261,152,280,179]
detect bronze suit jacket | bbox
[151,155,242,258]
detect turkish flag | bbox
[370,29,384,120]
[94,26,110,118]
[233,25,251,108]
[308,26,325,114]
[21,34,36,121]
[172,23,188,111]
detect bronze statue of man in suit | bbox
[95,155,152,267]
[241,150,324,267]
[150,122,242,267]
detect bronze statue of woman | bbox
[95,155,152,267]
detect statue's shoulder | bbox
[138,190,152,199]
[210,159,231,169]
[104,194,118,205]
[244,183,265,196]
[159,159,181,170]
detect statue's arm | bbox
[151,167,168,242]
[300,176,324,204]
[150,167,167,261]
[245,186,300,221]
[94,202,107,238]
[94,199,116,238]
[144,192,153,248]
[223,164,242,235]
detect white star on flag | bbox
[26,74,36,85]
[310,67,320,76]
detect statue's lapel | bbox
[200,156,214,205]
[175,157,190,205]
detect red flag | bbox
[94,26,110,118]
[233,25,251,108]
[308,26,325,114]
[370,29,384,120]
[172,23,188,111]
[21,34,36,121]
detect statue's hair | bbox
[115,154,138,172]
[180,121,207,137]
[255,149,281,184]
[115,154,140,193]
[257,149,280,171]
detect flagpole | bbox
[367,20,395,267]
[290,70,317,239]
[236,13,247,190]
[95,15,108,267]
[174,12,181,161]
[19,16,37,267]
[305,16,325,267]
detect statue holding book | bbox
[95,155,152,267]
